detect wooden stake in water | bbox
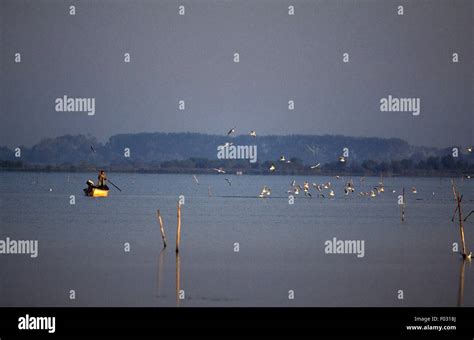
[456,192,468,258]
[156,209,167,248]
[176,202,182,253]
[451,179,457,200]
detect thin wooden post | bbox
[156,209,167,248]
[456,193,467,257]
[451,179,457,200]
[176,202,182,253]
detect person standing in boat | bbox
[98,170,107,189]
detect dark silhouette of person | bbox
[98,170,107,188]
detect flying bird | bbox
[225,178,232,186]
[306,144,316,155]
[227,127,236,136]
[269,163,276,172]
[90,145,96,153]
[339,156,346,163]
[213,168,226,174]
[310,163,320,169]
[249,130,257,137]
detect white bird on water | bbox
[259,186,271,198]
[269,163,276,172]
[303,181,312,197]
[313,183,322,192]
[249,130,257,137]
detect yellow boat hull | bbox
[85,187,109,197]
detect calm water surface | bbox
[0,172,473,306]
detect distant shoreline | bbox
[1,166,471,178]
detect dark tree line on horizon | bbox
[1,155,473,177]
[0,133,472,176]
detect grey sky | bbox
[1,0,472,148]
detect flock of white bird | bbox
[206,127,473,199]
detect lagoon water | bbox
[0,172,473,307]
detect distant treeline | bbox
[1,133,472,176]
[1,155,472,177]
[1,132,467,163]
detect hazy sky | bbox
[1,0,472,148]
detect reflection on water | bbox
[176,253,181,307]
[0,172,473,307]
[457,258,470,307]
[156,248,166,299]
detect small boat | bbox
[84,179,109,197]
[85,187,109,197]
